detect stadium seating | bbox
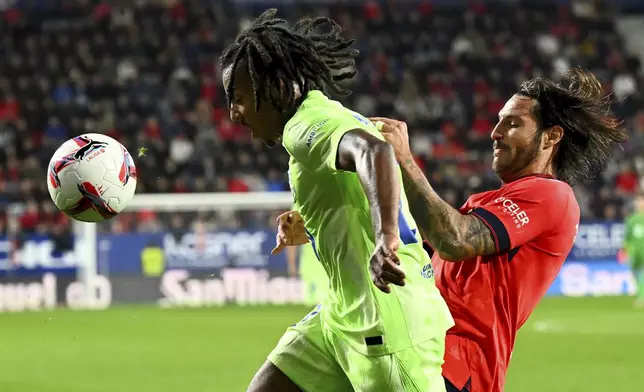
[0,0,642,234]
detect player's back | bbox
[432,175,580,392]
[283,91,453,357]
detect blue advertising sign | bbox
[570,222,624,261]
[0,230,286,276]
[0,235,78,275]
[99,230,285,275]
[0,221,634,299]
[546,260,635,297]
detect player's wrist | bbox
[376,229,398,242]
[399,153,417,170]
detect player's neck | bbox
[279,90,306,129]
[280,104,299,128]
[502,163,555,183]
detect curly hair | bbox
[220,8,359,113]
[518,68,627,184]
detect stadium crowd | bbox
[0,0,642,235]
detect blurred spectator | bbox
[0,0,642,234]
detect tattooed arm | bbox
[370,117,496,262]
[400,158,496,261]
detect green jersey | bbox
[624,212,644,267]
[283,91,453,356]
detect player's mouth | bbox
[493,143,509,157]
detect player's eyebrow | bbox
[498,113,525,121]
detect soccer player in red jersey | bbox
[370,69,627,392]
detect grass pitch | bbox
[0,297,642,392]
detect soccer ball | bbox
[47,133,137,223]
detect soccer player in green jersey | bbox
[623,190,644,308]
[221,9,453,392]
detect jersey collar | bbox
[503,173,556,184]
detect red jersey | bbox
[433,174,580,392]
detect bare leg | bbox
[247,360,303,392]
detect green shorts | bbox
[268,305,446,392]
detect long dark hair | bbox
[220,8,359,113]
[518,68,627,184]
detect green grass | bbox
[0,297,642,392]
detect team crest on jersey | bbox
[421,263,434,279]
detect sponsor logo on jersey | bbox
[493,197,530,228]
[305,119,329,148]
[421,263,434,279]
[352,113,370,127]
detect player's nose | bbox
[229,104,245,125]
[490,123,503,141]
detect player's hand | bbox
[271,210,309,255]
[370,234,406,293]
[369,117,413,163]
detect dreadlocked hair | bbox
[220,8,359,113]
[518,68,627,185]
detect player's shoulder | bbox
[507,174,574,200]
[290,91,342,122]
[508,175,579,221]
[298,91,370,125]
[285,91,373,145]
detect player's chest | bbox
[287,160,333,205]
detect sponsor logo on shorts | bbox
[421,263,434,279]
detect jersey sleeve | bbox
[469,179,574,252]
[283,109,379,173]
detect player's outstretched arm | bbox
[401,156,496,261]
[336,129,406,292]
[371,117,496,262]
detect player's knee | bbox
[247,360,303,392]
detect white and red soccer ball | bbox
[47,133,137,222]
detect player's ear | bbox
[278,79,302,103]
[542,125,564,150]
